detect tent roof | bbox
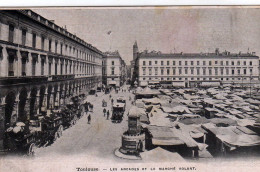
[142,97,161,104]
[179,117,209,125]
[141,147,184,162]
[146,125,184,146]
[136,87,161,95]
[128,106,146,117]
[209,118,238,126]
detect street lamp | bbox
[250,73,252,97]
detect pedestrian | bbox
[88,114,91,124]
[107,110,110,120]
[103,108,106,117]
[111,98,114,104]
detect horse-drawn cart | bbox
[111,103,125,123]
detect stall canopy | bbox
[178,117,209,125]
[128,106,146,117]
[149,108,172,127]
[209,118,238,126]
[172,81,185,87]
[140,81,148,87]
[142,97,161,105]
[201,82,220,87]
[202,124,260,148]
[146,125,185,146]
[161,106,191,114]
[135,87,161,96]
[141,147,184,162]
[108,81,117,85]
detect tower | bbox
[133,40,138,61]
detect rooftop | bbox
[139,49,258,59]
[17,10,103,55]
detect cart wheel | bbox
[27,143,36,156]
[58,125,63,137]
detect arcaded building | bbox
[0,10,102,151]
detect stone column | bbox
[41,89,48,113]
[0,101,6,151]
[11,95,19,126]
[24,91,31,121]
[49,90,54,110]
[34,90,40,115]
[16,50,22,76]
[60,88,64,106]
[55,88,60,108]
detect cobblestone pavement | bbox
[34,85,135,163]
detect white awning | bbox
[139,81,148,86]
[172,81,185,87]
[201,82,220,87]
[108,81,117,85]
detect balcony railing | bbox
[48,74,75,81]
[0,75,48,86]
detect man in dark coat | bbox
[103,108,106,117]
[88,114,91,124]
[107,110,110,120]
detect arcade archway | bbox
[5,91,16,128]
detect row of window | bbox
[142,60,254,66]
[142,77,254,81]
[8,24,99,62]
[8,54,96,77]
[142,68,253,76]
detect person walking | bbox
[107,110,110,120]
[111,98,114,105]
[87,114,91,124]
[103,108,106,117]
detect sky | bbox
[34,7,260,65]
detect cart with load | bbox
[4,122,38,156]
[111,103,125,123]
[116,96,126,111]
[89,89,96,95]
[38,113,63,146]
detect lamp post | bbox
[250,74,252,98]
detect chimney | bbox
[215,48,219,55]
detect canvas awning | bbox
[140,81,148,87]
[201,82,220,87]
[141,147,184,162]
[172,82,185,87]
[128,106,146,117]
[108,81,117,85]
[142,97,161,105]
[146,125,185,146]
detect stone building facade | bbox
[0,10,103,151]
[102,51,126,87]
[137,47,260,87]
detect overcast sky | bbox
[34,7,260,65]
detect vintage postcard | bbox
[0,6,259,172]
